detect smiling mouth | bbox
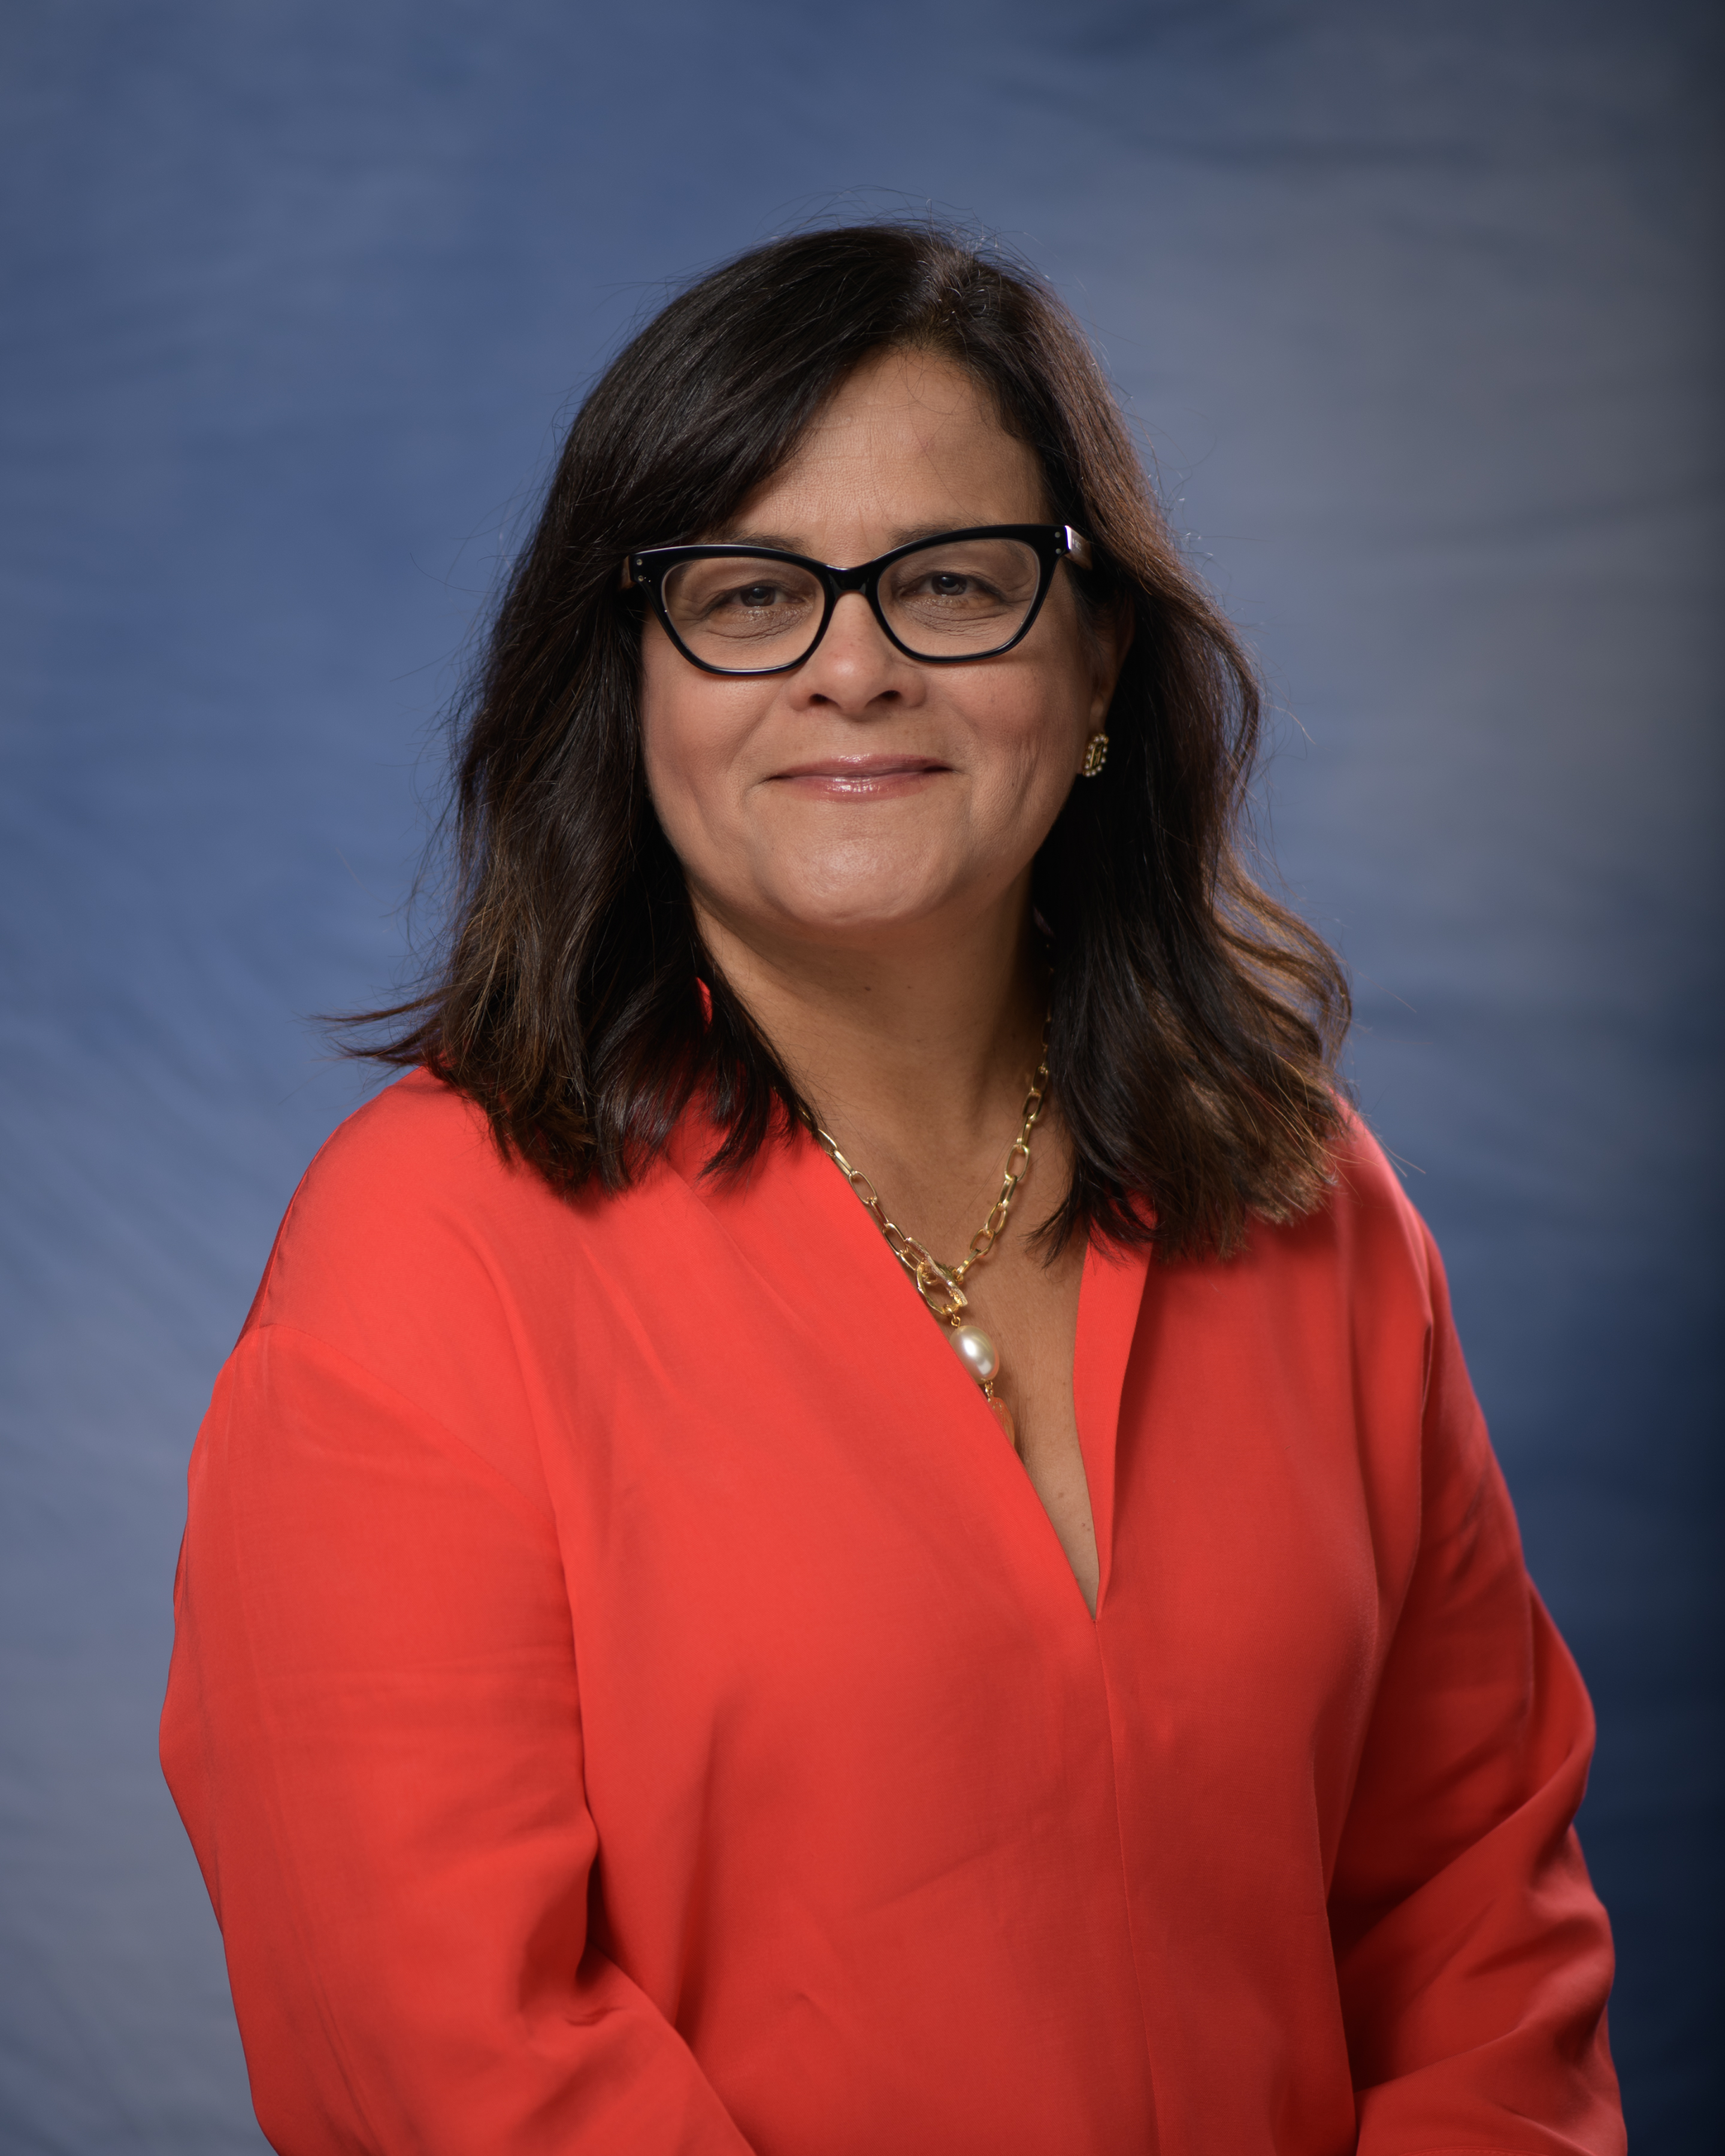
[769,755,951,794]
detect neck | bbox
[692,879,1046,1156]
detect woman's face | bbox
[639,348,1124,958]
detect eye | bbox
[704,578,797,616]
[879,538,1041,647]
[662,557,823,649]
[895,565,1010,607]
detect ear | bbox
[1086,593,1134,730]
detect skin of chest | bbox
[913,1153,1096,1610]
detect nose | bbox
[788,591,925,717]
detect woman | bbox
[161,224,1623,2154]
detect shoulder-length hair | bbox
[358,221,1349,1260]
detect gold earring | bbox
[1080,731,1109,778]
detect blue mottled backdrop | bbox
[2,2,1720,2148]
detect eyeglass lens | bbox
[659,535,1044,670]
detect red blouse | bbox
[161,1070,1623,2154]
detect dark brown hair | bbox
[358,222,1350,1259]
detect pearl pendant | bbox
[950,1324,1000,1386]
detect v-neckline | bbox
[670,1112,1152,1625]
[1072,1232,1153,1618]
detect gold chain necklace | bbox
[810,1030,1050,1454]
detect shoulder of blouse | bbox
[1232,1100,1440,1319]
[259,1078,1433,1328]
[246,1068,540,1331]
[1319,1103,1494,1531]
[1325,1100,1428,1234]
[230,1078,1449,1468]
[226,1070,683,1495]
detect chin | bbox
[763,877,961,943]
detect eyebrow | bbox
[704,520,983,559]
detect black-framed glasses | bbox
[621,523,1094,676]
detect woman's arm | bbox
[161,1320,753,2155]
[1329,1223,1623,2154]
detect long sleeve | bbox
[160,1320,753,2156]
[1328,1224,1623,2152]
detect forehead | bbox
[725,349,1047,547]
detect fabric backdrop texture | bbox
[1,2,1719,2150]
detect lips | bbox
[770,755,949,781]
[766,755,952,801]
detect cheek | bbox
[640,637,723,801]
[638,633,698,786]
[638,640,768,884]
[969,596,1102,784]
[971,667,1090,803]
